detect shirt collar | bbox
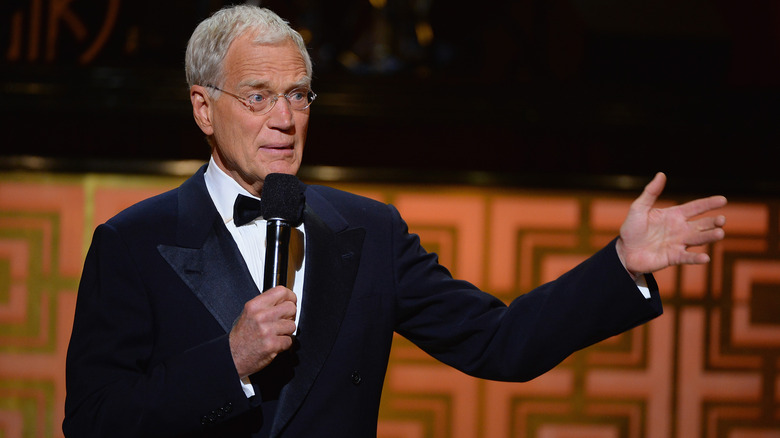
[204,156,259,225]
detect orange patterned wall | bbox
[0,172,778,437]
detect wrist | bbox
[615,237,640,281]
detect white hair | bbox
[185,5,312,89]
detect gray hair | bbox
[185,5,312,89]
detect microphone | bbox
[261,173,305,291]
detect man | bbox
[63,5,727,438]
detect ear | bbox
[190,85,215,136]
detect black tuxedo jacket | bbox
[64,166,662,437]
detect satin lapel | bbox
[158,222,259,332]
[270,206,365,437]
[157,167,259,332]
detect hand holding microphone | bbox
[229,173,305,377]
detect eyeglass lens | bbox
[248,89,314,113]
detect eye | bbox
[287,89,307,103]
[247,93,267,104]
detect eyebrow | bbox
[237,77,312,92]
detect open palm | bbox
[616,173,727,276]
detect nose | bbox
[266,94,294,128]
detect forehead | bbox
[222,34,309,89]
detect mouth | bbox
[259,143,295,154]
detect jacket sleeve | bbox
[63,224,256,437]
[389,204,663,382]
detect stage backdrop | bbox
[0,169,778,438]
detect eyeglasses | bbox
[206,84,317,114]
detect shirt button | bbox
[351,371,362,385]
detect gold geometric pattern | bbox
[1,172,778,437]
[0,179,87,438]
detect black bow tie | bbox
[233,194,263,226]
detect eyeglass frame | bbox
[205,84,317,115]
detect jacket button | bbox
[351,371,362,385]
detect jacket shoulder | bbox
[305,184,395,224]
[104,187,179,231]
[306,184,385,207]
[104,166,209,233]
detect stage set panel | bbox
[0,172,778,438]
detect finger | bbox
[633,172,667,211]
[691,215,727,232]
[275,329,295,354]
[685,228,725,247]
[276,319,297,337]
[241,292,297,325]
[676,195,728,219]
[279,300,298,321]
[261,297,297,322]
[679,249,712,265]
[261,286,298,305]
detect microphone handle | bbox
[263,220,292,291]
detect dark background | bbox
[2,0,779,195]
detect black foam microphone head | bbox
[262,173,305,225]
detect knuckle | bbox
[244,297,265,313]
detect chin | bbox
[265,164,300,177]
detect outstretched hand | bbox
[616,172,727,277]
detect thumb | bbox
[633,172,666,212]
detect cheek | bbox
[296,116,310,148]
[212,115,238,145]
[215,125,257,168]
[223,121,257,152]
